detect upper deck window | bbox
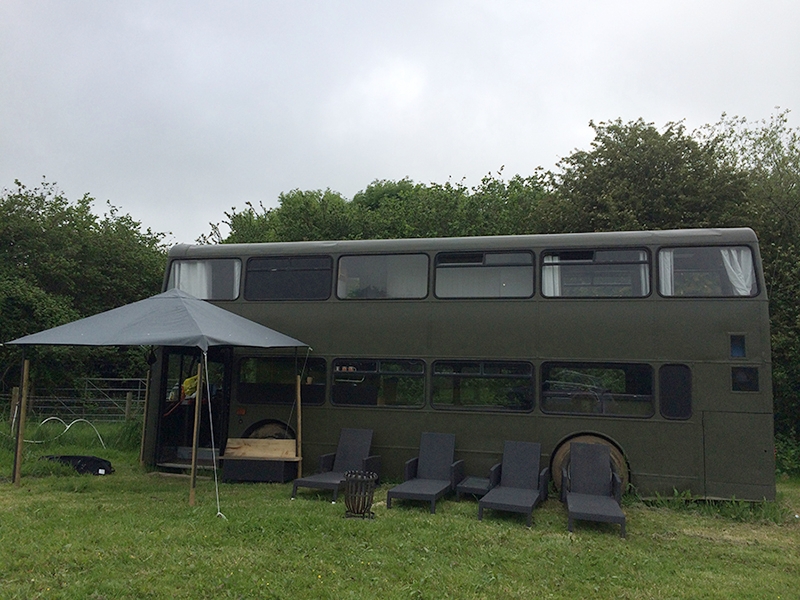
[337,254,428,299]
[659,246,757,297]
[245,256,332,301]
[167,259,241,300]
[434,251,534,298]
[541,249,649,297]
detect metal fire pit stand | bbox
[344,470,378,519]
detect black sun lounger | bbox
[562,442,626,538]
[386,432,464,514]
[478,440,549,527]
[291,428,380,502]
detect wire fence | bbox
[1,378,147,422]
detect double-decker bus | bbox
[141,227,776,500]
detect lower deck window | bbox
[236,357,326,405]
[432,361,534,411]
[541,362,654,417]
[332,359,424,407]
[659,364,692,419]
[732,366,759,392]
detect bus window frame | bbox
[657,244,759,298]
[540,247,651,299]
[331,358,426,408]
[540,361,655,418]
[243,255,333,301]
[431,359,536,412]
[731,366,760,392]
[167,258,242,301]
[659,363,693,420]
[235,355,327,406]
[433,250,535,300]
[336,253,430,300]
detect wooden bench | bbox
[221,438,301,483]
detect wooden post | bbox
[13,360,30,486]
[189,361,204,506]
[296,375,302,477]
[125,391,133,421]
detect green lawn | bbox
[0,425,798,599]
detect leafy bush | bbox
[775,430,800,477]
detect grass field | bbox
[1,421,798,599]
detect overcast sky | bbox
[2,1,798,245]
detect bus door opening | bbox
[157,348,230,467]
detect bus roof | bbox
[168,227,759,258]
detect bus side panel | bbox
[428,301,537,360]
[235,301,438,358]
[650,300,769,363]
[697,364,773,413]
[702,411,776,501]
[621,421,705,497]
[537,300,655,360]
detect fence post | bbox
[125,391,133,421]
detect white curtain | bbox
[636,250,650,295]
[542,255,561,297]
[658,249,674,296]
[386,255,428,298]
[720,248,755,296]
[170,261,212,299]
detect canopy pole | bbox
[12,359,30,487]
[296,374,302,477]
[139,364,152,466]
[189,359,204,506]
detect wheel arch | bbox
[549,432,630,492]
[241,419,296,440]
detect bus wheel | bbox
[551,435,629,493]
[243,420,295,440]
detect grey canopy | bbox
[5,288,307,352]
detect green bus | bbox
[141,227,776,500]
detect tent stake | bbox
[189,360,204,506]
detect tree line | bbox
[0,180,165,390]
[2,112,799,437]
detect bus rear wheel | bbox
[551,435,629,493]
